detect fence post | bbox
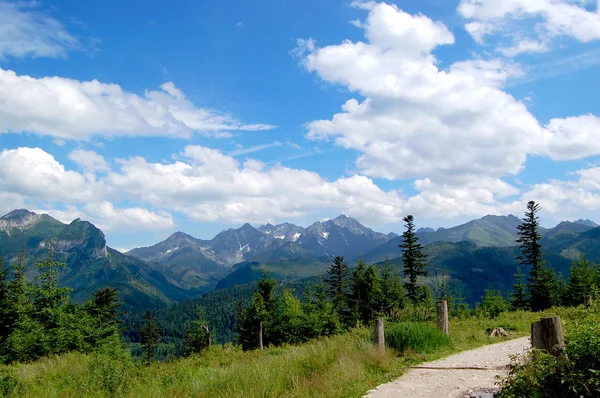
[531,316,565,357]
[374,318,385,351]
[437,300,449,336]
[257,321,264,350]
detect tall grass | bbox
[385,322,451,354]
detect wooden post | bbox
[257,322,263,350]
[374,318,385,351]
[531,316,565,357]
[437,300,449,336]
[584,295,593,307]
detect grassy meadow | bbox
[0,307,575,398]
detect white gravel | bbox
[364,337,531,398]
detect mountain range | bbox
[1,208,599,311]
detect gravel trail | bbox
[364,337,530,398]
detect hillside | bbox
[0,211,188,311]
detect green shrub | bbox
[384,322,450,354]
[497,305,600,397]
[89,337,133,397]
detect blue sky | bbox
[1,0,600,250]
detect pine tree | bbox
[515,201,555,311]
[324,256,350,317]
[510,266,528,311]
[32,245,71,333]
[399,215,428,304]
[85,287,122,344]
[564,255,596,306]
[182,307,211,356]
[236,270,278,350]
[379,260,406,318]
[349,259,368,325]
[529,262,560,311]
[140,310,160,366]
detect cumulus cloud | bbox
[69,149,111,173]
[3,145,600,229]
[459,0,600,54]
[0,68,275,141]
[0,2,79,59]
[105,145,406,224]
[299,1,600,184]
[0,146,407,226]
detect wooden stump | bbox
[531,316,565,357]
[437,300,449,336]
[374,318,385,351]
[488,327,509,337]
[257,321,264,350]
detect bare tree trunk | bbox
[201,324,211,347]
[437,300,449,335]
[374,318,385,351]
[257,321,263,350]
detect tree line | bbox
[0,247,121,364]
[234,214,432,350]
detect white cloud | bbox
[0,68,275,141]
[0,147,172,232]
[498,39,549,57]
[299,2,600,184]
[0,2,79,59]
[69,149,111,173]
[459,0,600,53]
[105,145,407,224]
[543,114,600,161]
[3,145,600,230]
[0,147,99,203]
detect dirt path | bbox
[364,337,530,398]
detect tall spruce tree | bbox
[324,256,350,317]
[140,310,160,366]
[515,201,556,311]
[399,215,428,304]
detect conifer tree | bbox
[510,266,528,311]
[236,270,278,350]
[182,307,211,356]
[399,215,428,304]
[349,259,368,325]
[515,201,557,311]
[515,201,544,309]
[85,287,122,344]
[140,310,160,366]
[564,255,596,306]
[379,260,406,318]
[324,256,351,317]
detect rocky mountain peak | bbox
[1,209,37,220]
[574,219,599,228]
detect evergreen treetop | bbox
[399,215,428,304]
